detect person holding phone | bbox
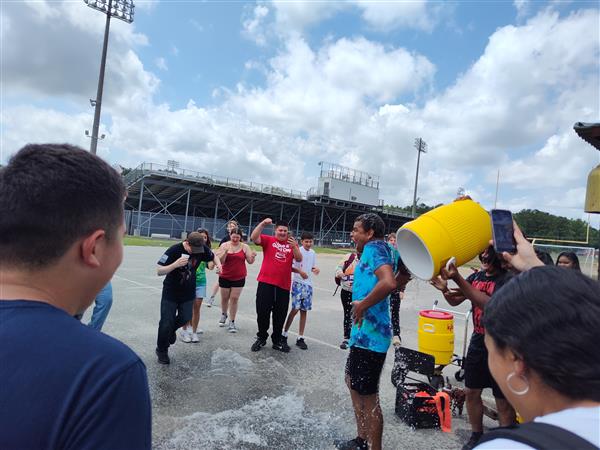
[474,224,600,449]
[250,218,302,353]
[431,246,515,450]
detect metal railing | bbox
[124,162,307,199]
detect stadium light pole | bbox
[411,137,427,218]
[84,0,134,154]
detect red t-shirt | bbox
[220,249,247,281]
[257,234,296,291]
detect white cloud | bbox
[242,4,270,46]
[244,1,441,44]
[513,0,530,20]
[155,57,168,71]
[2,4,599,221]
[352,0,436,32]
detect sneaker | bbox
[251,338,267,352]
[340,339,349,350]
[392,335,402,347]
[155,348,170,365]
[461,432,483,450]
[333,437,368,450]
[228,321,238,333]
[206,296,215,308]
[180,329,192,343]
[218,313,227,327]
[191,332,200,343]
[273,337,290,353]
[296,338,308,350]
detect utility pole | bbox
[411,137,427,218]
[84,0,134,154]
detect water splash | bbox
[158,392,346,450]
[209,348,255,375]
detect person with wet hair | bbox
[556,251,581,272]
[0,144,151,448]
[335,213,409,450]
[207,220,240,307]
[475,265,600,449]
[431,246,516,450]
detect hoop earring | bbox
[506,372,529,396]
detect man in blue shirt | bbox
[335,213,410,450]
[0,144,151,449]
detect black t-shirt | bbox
[466,270,510,334]
[158,243,214,301]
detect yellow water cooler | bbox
[418,310,455,365]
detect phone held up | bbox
[491,209,517,254]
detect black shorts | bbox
[464,333,504,398]
[345,346,387,395]
[218,277,245,288]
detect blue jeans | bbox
[88,282,113,331]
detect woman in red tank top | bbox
[216,228,256,333]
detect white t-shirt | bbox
[292,247,317,286]
[476,406,600,449]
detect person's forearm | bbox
[213,255,223,272]
[395,271,411,291]
[292,245,302,262]
[291,267,301,274]
[157,263,177,276]
[455,276,489,309]
[250,222,266,243]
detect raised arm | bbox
[250,218,272,245]
[441,263,489,309]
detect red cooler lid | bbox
[419,309,453,320]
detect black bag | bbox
[478,422,598,450]
[395,382,440,429]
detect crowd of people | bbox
[1,143,599,450]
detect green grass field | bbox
[123,235,351,255]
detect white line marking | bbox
[112,274,346,351]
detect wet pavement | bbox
[84,246,498,449]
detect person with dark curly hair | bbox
[475,226,599,449]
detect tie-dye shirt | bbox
[349,240,395,354]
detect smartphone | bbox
[491,209,516,254]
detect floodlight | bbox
[84,0,134,23]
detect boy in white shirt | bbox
[282,232,320,350]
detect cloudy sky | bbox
[1,0,599,221]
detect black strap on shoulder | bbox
[478,422,598,450]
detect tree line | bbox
[385,203,599,248]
